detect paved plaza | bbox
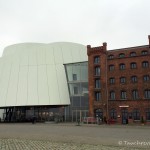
[0,123,150,150]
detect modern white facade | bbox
[0,42,87,108]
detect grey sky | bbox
[0,0,150,56]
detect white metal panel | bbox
[71,47,81,63]
[37,47,46,65]
[56,64,70,105]
[45,46,55,65]
[53,46,63,64]
[1,42,87,107]
[20,52,28,66]
[28,66,38,105]
[38,65,49,105]
[47,65,60,105]
[0,64,11,106]
[6,64,19,106]
[29,48,37,65]
[61,45,72,64]
[17,66,28,106]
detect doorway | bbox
[122,109,128,124]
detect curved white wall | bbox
[0,42,87,107]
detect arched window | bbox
[95,109,103,118]
[95,79,100,88]
[95,92,101,101]
[141,50,148,55]
[120,77,126,84]
[144,89,150,99]
[143,75,150,81]
[119,63,125,70]
[110,109,117,119]
[132,90,139,100]
[108,55,114,59]
[121,91,127,99]
[142,61,149,68]
[110,91,115,100]
[119,53,125,58]
[146,108,150,121]
[109,65,115,71]
[109,77,115,84]
[131,76,137,83]
[133,109,140,120]
[130,52,136,57]
[130,62,137,69]
[94,56,100,64]
[95,66,100,76]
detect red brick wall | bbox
[88,36,150,124]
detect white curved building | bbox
[0,42,88,122]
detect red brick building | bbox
[87,36,150,124]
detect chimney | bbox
[103,42,107,51]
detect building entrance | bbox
[72,110,88,122]
[122,109,128,124]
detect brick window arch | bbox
[130,52,136,57]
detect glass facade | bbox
[64,62,89,122]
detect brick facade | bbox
[87,36,150,124]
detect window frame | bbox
[121,91,127,100]
[119,63,125,70]
[119,53,125,58]
[110,91,115,100]
[120,77,126,84]
[131,76,137,83]
[109,77,115,84]
[144,89,150,99]
[94,56,100,64]
[143,75,150,81]
[130,52,136,57]
[95,79,101,89]
[109,65,115,71]
[95,92,101,101]
[141,50,148,55]
[142,61,149,68]
[130,62,137,69]
[132,90,139,100]
[95,66,100,76]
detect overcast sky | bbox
[0,0,150,56]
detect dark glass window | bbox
[130,62,137,69]
[95,92,101,101]
[94,56,100,64]
[132,90,139,100]
[119,53,125,58]
[109,78,115,84]
[95,79,101,88]
[146,108,150,120]
[144,90,150,99]
[109,65,115,71]
[95,109,103,118]
[74,87,78,95]
[130,52,136,57]
[121,91,126,99]
[141,50,148,55]
[110,109,117,119]
[131,76,137,83]
[108,55,114,59]
[133,109,140,120]
[110,91,115,100]
[120,77,126,84]
[142,61,149,68]
[95,67,100,76]
[143,75,150,81]
[119,63,125,70]
[73,74,77,80]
